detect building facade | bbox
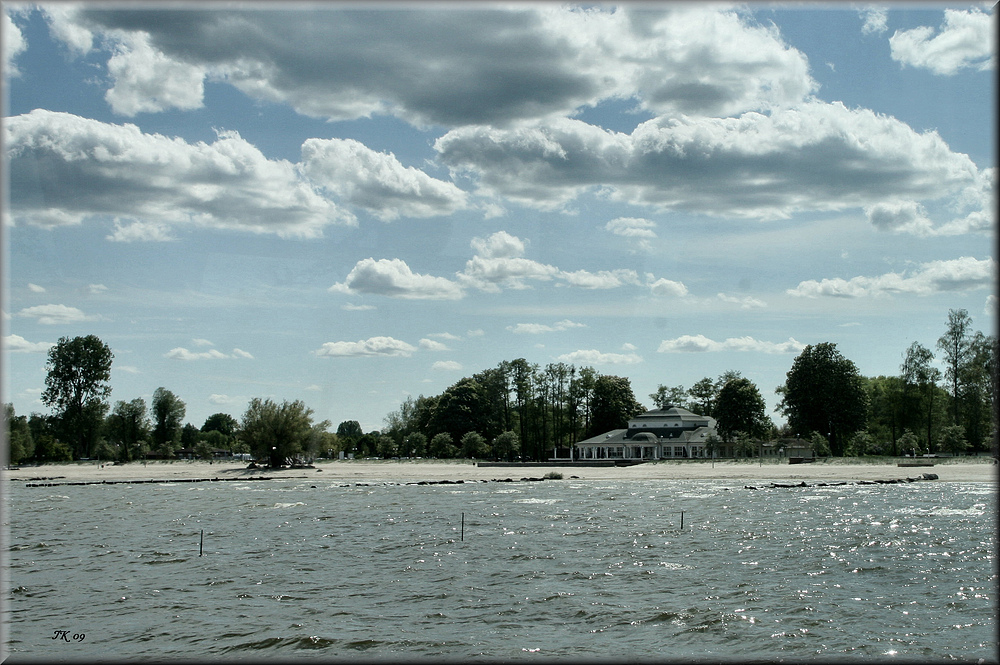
[574,406,729,461]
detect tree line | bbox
[4,309,996,466]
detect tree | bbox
[777,343,869,456]
[492,430,520,461]
[808,431,831,457]
[429,432,458,458]
[41,335,114,459]
[845,430,881,456]
[180,423,200,447]
[4,404,34,465]
[687,377,718,416]
[202,413,238,437]
[714,377,770,443]
[897,429,922,456]
[105,398,150,462]
[336,420,363,454]
[460,431,490,458]
[403,432,427,457]
[151,388,186,454]
[649,384,687,410]
[240,398,317,467]
[937,424,968,456]
[937,308,973,426]
[588,375,645,438]
[901,342,943,453]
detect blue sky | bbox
[3,2,995,434]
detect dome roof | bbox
[631,432,658,443]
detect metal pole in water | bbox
[200,529,204,556]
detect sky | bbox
[2,2,996,435]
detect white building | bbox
[575,406,728,461]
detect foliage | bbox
[588,375,645,438]
[897,429,922,456]
[808,431,832,457]
[714,377,770,442]
[429,432,458,458]
[649,384,687,410]
[460,431,489,458]
[845,430,880,456]
[202,413,238,436]
[403,432,428,457]
[41,335,114,459]
[105,398,150,462]
[240,398,318,467]
[181,423,200,447]
[492,430,520,461]
[151,387,186,454]
[937,424,968,455]
[702,432,723,458]
[777,343,868,456]
[4,404,34,465]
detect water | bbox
[4,477,997,662]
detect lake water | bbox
[4,476,997,662]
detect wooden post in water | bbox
[680,511,684,530]
[461,513,465,541]
[199,530,204,556]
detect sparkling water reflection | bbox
[5,478,996,661]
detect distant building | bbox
[574,405,726,461]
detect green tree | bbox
[845,430,879,456]
[714,377,770,442]
[403,431,427,457]
[105,398,150,462]
[777,343,868,456]
[901,341,943,453]
[937,308,973,426]
[202,413,238,437]
[649,384,687,410]
[588,375,645,438]
[687,377,718,416]
[430,432,458,458]
[240,398,316,467]
[151,387,186,455]
[4,404,34,465]
[41,335,114,459]
[460,431,490,458]
[937,424,969,456]
[703,432,723,459]
[336,420,363,454]
[181,423,200,447]
[808,431,831,457]
[492,430,520,461]
[897,429,922,456]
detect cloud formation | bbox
[889,7,995,75]
[657,334,805,354]
[3,334,54,353]
[44,6,814,126]
[787,256,996,298]
[507,320,586,334]
[315,336,417,358]
[330,258,464,300]
[17,303,96,325]
[555,349,643,365]
[165,347,254,360]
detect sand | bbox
[4,457,996,486]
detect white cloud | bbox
[657,334,805,354]
[330,258,464,300]
[605,217,657,238]
[865,200,934,236]
[89,284,108,294]
[232,348,254,359]
[986,294,997,316]
[859,6,888,35]
[432,360,463,371]
[648,277,689,298]
[17,303,96,325]
[208,394,239,405]
[717,293,767,309]
[560,269,640,289]
[889,7,995,75]
[419,338,450,351]
[192,338,214,347]
[470,230,526,259]
[555,349,643,365]
[107,219,176,243]
[54,6,814,126]
[3,11,27,77]
[315,336,417,358]
[301,138,468,220]
[165,347,231,361]
[115,365,141,374]
[27,283,46,293]
[6,110,352,239]
[467,329,485,337]
[104,31,206,115]
[3,334,54,353]
[436,102,984,224]
[341,303,376,311]
[507,320,586,334]
[787,256,997,298]
[427,332,461,341]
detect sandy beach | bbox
[4,457,996,486]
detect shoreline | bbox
[4,457,996,485]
